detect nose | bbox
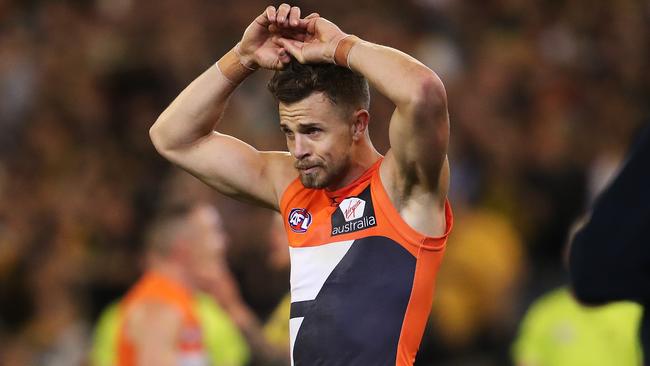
[292,134,311,160]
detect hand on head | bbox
[238,4,348,69]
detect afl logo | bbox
[288,208,312,233]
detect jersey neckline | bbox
[324,157,383,203]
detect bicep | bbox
[158,131,296,210]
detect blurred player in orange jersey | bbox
[117,203,236,366]
[115,203,285,366]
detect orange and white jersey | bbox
[280,158,453,366]
[117,271,209,366]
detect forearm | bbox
[208,277,286,363]
[150,48,253,152]
[209,279,269,346]
[346,38,446,110]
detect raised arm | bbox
[350,37,450,202]
[149,5,314,210]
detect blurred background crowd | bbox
[0,0,648,365]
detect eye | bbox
[306,127,322,135]
[281,127,294,137]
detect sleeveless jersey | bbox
[117,271,209,366]
[280,158,453,366]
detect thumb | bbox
[277,38,306,63]
[298,12,320,27]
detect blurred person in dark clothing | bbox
[150,4,453,364]
[569,124,650,364]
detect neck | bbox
[326,139,382,191]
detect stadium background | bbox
[0,0,648,365]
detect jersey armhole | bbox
[279,177,303,218]
[372,160,453,251]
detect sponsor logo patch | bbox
[289,208,312,233]
[331,186,377,236]
[340,197,366,222]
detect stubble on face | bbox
[295,157,327,188]
[296,153,350,189]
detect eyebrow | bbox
[279,122,323,130]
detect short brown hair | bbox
[268,58,370,112]
[144,203,194,257]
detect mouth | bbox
[299,166,320,175]
[295,159,323,174]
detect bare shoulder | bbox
[126,301,182,342]
[380,150,450,237]
[260,151,299,207]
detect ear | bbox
[351,109,370,141]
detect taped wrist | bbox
[334,35,360,69]
[216,45,257,85]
